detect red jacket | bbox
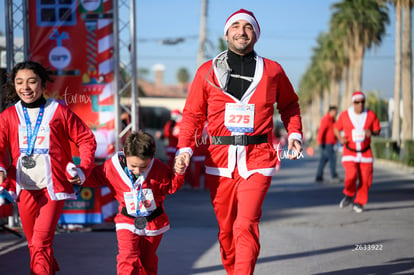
[177,51,302,179]
[0,99,97,200]
[163,119,181,154]
[334,107,381,163]
[317,113,337,145]
[84,152,185,236]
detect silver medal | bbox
[22,155,36,169]
[134,216,147,229]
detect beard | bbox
[227,35,254,55]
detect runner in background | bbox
[334,91,381,213]
[163,109,182,169]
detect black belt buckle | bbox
[234,135,247,145]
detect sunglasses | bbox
[353,101,365,104]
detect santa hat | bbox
[170,109,182,121]
[351,91,365,102]
[224,9,261,40]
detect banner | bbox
[28,0,118,224]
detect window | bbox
[37,0,76,26]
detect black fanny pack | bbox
[121,206,163,222]
[211,134,267,146]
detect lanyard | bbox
[126,168,143,215]
[22,105,45,156]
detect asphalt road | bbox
[1,151,413,274]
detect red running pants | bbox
[116,229,163,275]
[342,161,373,205]
[17,188,64,275]
[206,171,271,275]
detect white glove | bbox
[65,162,86,185]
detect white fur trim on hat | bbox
[351,91,365,102]
[224,10,260,40]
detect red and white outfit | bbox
[334,106,381,206]
[163,116,181,169]
[177,50,302,274]
[84,152,185,275]
[0,98,96,274]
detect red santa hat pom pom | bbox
[351,91,365,102]
[224,9,261,40]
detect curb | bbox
[374,158,414,174]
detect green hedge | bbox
[401,140,414,166]
[371,137,414,166]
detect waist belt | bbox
[211,134,268,146]
[346,144,371,153]
[121,206,163,222]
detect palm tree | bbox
[315,32,345,109]
[401,0,413,140]
[298,54,326,142]
[177,67,190,93]
[330,0,390,109]
[390,0,402,143]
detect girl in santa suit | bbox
[83,131,185,275]
[334,91,381,213]
[0,61,97,274]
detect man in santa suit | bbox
[334,91,381,213]
[175,9,303,275]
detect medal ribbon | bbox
[126,169,144,216]
[22,105,45,156]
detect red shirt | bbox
[317,113,337,145]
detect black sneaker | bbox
[352,203,364,213]
[315,177,323,182]
[339,196,353,208]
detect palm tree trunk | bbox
[330,78,340,108]
[341,66,350,111]
[312,95,322,139]
[352,45,364,92]
[401,0,413,140]
[301,104,313,144]
[323,88,330,112]
[392,2,401,143]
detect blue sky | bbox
[136,0,397,99]
[0,0,398,99]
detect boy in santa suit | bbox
[82,131,186,275]
[334,91,381,213]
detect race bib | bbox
[224,103,255,133]
[19,125,50,154]
[124,191,138,216]
[352,129,366,142]
[138,189,156,215]
[123,189,156,216]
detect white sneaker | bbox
[352,203,364,213]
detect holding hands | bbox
[174,152,190,174]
